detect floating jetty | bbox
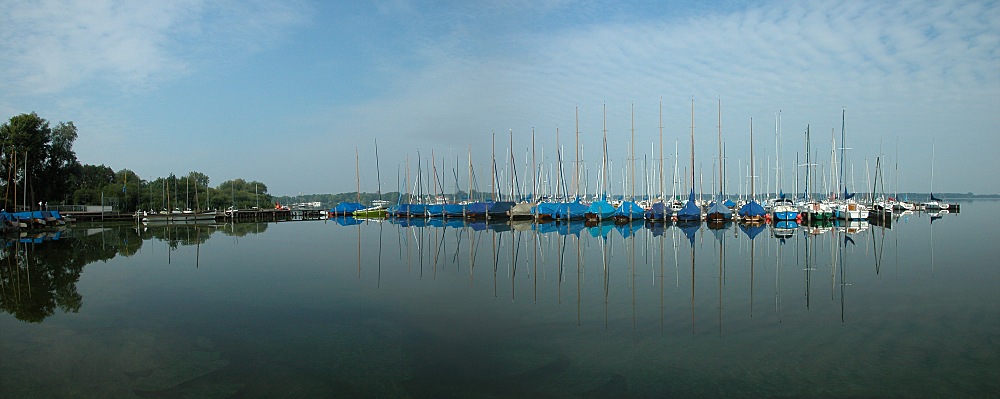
[7,208,329,226]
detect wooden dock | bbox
[61,208,328,223]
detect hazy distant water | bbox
[1,202,998,398]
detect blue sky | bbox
[2,0,998,197]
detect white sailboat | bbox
[923,141,949,211]
[833,110,869,220]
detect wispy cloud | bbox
[315,0,999,194]
[0,0,308,95]
[2,0,997,195]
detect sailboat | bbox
[799,124,834,221]
[354,140,389,218]
[143,174,219,223]
[738,117,766,223]
[645,99,670,222]
[706,98,733,222]
[509,131,535,220]
[923,141,949,211]
[612,104,644,223]
[465,132,515,220]
[551,111,588,221]
[676,99,703,222]
[770,111,798,221]
[833,110,869,220]
[587,104,616,221]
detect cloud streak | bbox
[1,0,997,196]
[319,0,999,195]
[0,0,307,95]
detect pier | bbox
[57,208,328,223]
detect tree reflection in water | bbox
[0,222,269,323]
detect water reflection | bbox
[0,222,273,323]
[356,215,935,329]
[0,209,964,330]
[2,207,996,397]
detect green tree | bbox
[217,179,272,209]
[40,121,81,203]
[71,164,115,205]
[1,112,50,210]
[1,113,82,210]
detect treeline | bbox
[1,112,273,212]
[273,189,506,208]
[887,192,998,200]
[81,167,274,212]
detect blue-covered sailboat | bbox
[676,189,702,222]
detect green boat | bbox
[801,201,834,221]
[353,206,387,218]
[353,199,390,218]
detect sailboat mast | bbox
[775,110,781,199]
[603,103,608,199]
[690,98,695,196]
[894,137,899,201]
[930,139,935,197]
[374,139,382,201]
[491,131,496,202]
[532,128,537,200]
[718,98,723,197]
[659,98,664,201]
[631,103,636,200]
[431,149,439,203]
[467,145,472,202]
[805,125,811,200]
[575,107,580,199]
[510,129,516,201]
[839,109,846,199]
[555,127,561,200]
[355,147,361,204]
[750,117,755,200]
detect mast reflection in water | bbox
[1,204,997,398]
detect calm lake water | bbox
[1,202,998,398]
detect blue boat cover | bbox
[738,200,766,218]
[442,203,466,217]
[613,201,644,219]
[533,202,560,217]
[333,202,365,214]
[425,204,444,217]
[466,201,514,217]
[676,190,702,221]
[705,199,733,219]
[552,201,588,220]
[586,200,616,219]
[645,202,669,220]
